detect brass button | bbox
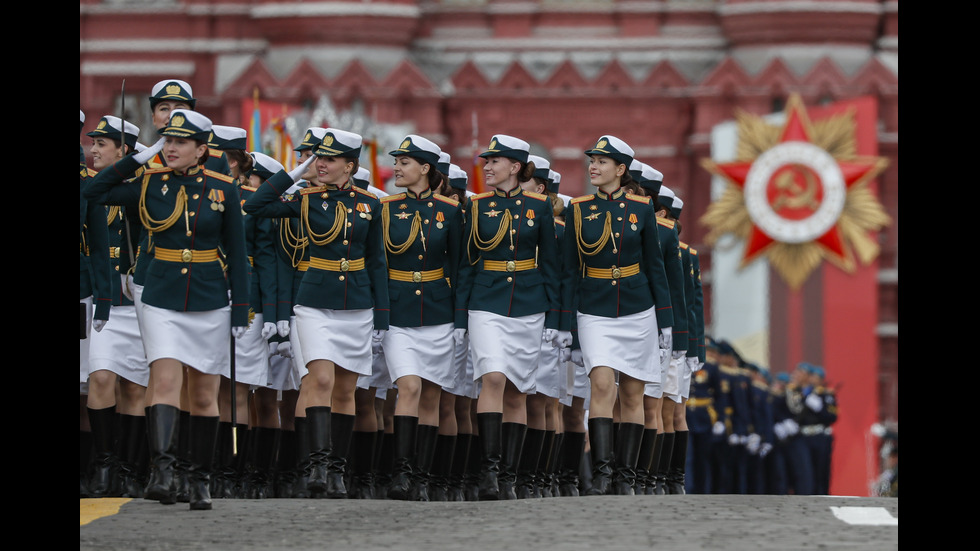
[424,219,429,224]
[115,265,120,271]
[181,268,188,274]
[513,214,519,220]
[197,177,203,183]
[192,194,200,199]
[509,246,514,250]
[339,275,345,281]
[350,192,356,197]
[611,280,617,286]
[510,229,516,234]
[427,202,433,207]
[617,217,623,221]
[343,240,349,245]
[614,232,619,238]
[415,290,422,295]
[346,222,352,227]
[347,208,353,213]
[619,203,625,208]
[418,255,424,260]
[189,211,195,217]
[507,277,513,282]
[515,200,521,205]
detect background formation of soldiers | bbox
[80,79,838,504]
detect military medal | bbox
[526,209,535,227]
[435,211,445,229]
[322,201,329,210]
[161,183,169,196]
[208,189,225,211]
[629,213,638,231]
[356,202,372,220]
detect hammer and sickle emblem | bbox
[771,165,820,212]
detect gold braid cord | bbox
[106,205,121,226]
[279,218,308,268]
[573,203,613,270]
[382,202,422,256]
[139,177,187,235]
[467,200,512,265]
[302,195,347,246]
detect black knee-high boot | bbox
[211,422,233,498]
[558,431,585,497]
[188,415,219,510]
[175,410,192,502]
[275,428,297,498]
[144,404,180,504]
[667,430,688,495]
[587,418,614,496]
[499,422,526,500]
[86,406,119,497]
[305,407,332,496]
[476,412,502,500]
[515,427,544,499]
[293,417,311,498]
[413,424,439,501]
[117,413,146,498]
[374,430,393,499]
[464,431,483,501]
[80,428,93,498]
[537,430,557,498]
[655,432,675,495]
[447,433,471,501]
[348,430,377,499]
[647,432,665,495]
[247,427,277,499]
[327,412,354,498]
[612,422,644,495]
[636,428,658,495]
[388,416,418,500]
[427,433,455,501]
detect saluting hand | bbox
[133,137,165,165]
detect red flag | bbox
[368,139,382,193]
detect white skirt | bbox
[132,282,147,335]
[443,335,477,399]
[679,360,693,399]
[383,323,455,388]
[577,306,659,383]
[268,348,300,392]
[88,304,150,387]
[294,305,373,376]
[141,303,231,375]
[80,296,93,389]
[357,343,393,390]
[532,339,562,399]
[468,311,544,394]
[232,313,271,386]
[287,316,310,381]
[571,359,591,401]
[663,355,684,397]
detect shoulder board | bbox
[523,191,548,202]
[472,191,494,200]
[380,193,406,203]
[353,187,377,199]
[87,168,99,177]
[626,193,651,204]
[720,365,739,375]
[433,193,459,207]
[679,241,689,250]
[569,195,592,205]
[555,219,565,227]
[203,168,235,184]
[208,148,225,158]
[145,166,172,175]
[753,380,769,391]
[657,217,676,229]
[300,186,327,195]
[240,185,259,193]
[690,248,698,256]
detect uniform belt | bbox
[297,260,310,272]
[109,247,121,259]
[585,263,640,279]
[154,247,220,263]
[482,258,536,272]
[687,397,712,408]
[801,424,826,436]
[389,267,444,283]
[310,257,365,272]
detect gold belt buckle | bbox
[412,271,423,283]
[611,265,621,279]
[112,247,120,258]
[181,249,193,263]
[506,260,516,272]
[340,259,350,272]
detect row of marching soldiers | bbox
[79,79,710,510]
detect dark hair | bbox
[224,149,253,175]
[517,160,536,184]
[620,171,640,195]
[197,139,210,165]
[426,164,447,193]
[548,191,564,218]
[674,219,683,236]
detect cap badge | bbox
[400,139,411,149]
[323,135,334,147]
[96,120,107,130]
[165,84,182,96]
[489,139,497,150]
[172,115,185,128]
[596,139,607,149]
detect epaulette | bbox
[239,185,259,192]
[555,219,565,227]
[690,247,698,256]
[381,193,406,203]
[657,217,676,229]
[569,195,592,205]
[434,193,459,207]
[472,191,494,200]
[353,186,378,199]
[719,365,740,375]
[145,166,172,175]
[523,190,548,202]
[300,185,327,195]
[626,194,652,204]
[208,147,225,158]
[679,241,689,250]
[203,168,235,184]
[86,168,99,177]
[752,380,769,391]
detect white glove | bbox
[746,433,761,454]
[782,419,800,437]
[277,341,293,358]
[773,422,787,441]
[739,435,749,445]
[268,342,279,356]
[261,322,277,339]
[288,155,316,183]
[659,327,672,350]
[453,328,467,346]
[759,442,773,458]
[121,274,134,301]
[686,356,701,373]
[92,319,107,332]
[805,393,823,412]
[727,433,740,446]
[559,347,571,363]
[570,349,584,367]
[133,137,165,165]
[542,328,557,345]
[712,422,726,436]
[671,349,686,360]
[372,329,386,354]
[277,320,290,337]
[555,330,573,349]
[231,326,248,339]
